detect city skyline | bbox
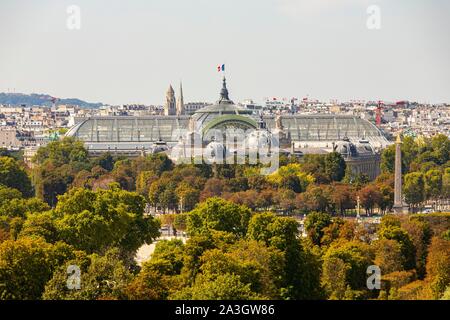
[1,0,449,105]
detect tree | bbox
[159,184,178,213]
[301,154,329,183]
[320,219,345,247]
[175,182,200,213]
[193,243,283,299]
[111,159,135,191]
[441,286,450,300]
[373,239,404,274]
[378,225,416,271]
[430,134,450,165]
[324,152,346,182]
[228,190,258,211]
[0,156,33,197]
[321,256,349,300]
[43,248,132,300]
[330,184,355,216]
[248,213,299,250]
[92,152,115,171]
[0,237,75,300]
[381,270,419,299]
[171,273,259,300]
[0,197,50,219]
[267,163,314,193]
[425,237,450,299]
[381,136,418,174]
[323,240,374,296]
[124,268,174,300]
[402,218,432,278]
[381,144,396,174]
[0,185,22,205]
[200,178,225,201]
[443,168,450,200]
[33,162,75,206]
[135,170,158,197]
[148,240,185,276]
[18,212,58,243]
[225,240,285,299]
[248,212,324,299]
[134,153,174,176]
[376,183,394,214]
[404,172,425,211]
[276,189,297,213]
[304,212,332,246]
[300,185,333,213]
[54,185,160,254]
[180,234,216,285]
[424,169,442,201]
[173,214,188,233]
[32,137,88,166]
[358,184,381,215]
[186,198,252,237]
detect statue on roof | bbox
[219,77,230,103]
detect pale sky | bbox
[0,0,449,105]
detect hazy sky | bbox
[0,0,449,105]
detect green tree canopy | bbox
[43,248,132,300]
[0,237,76,299]
[0,156,33,197]
[304,212,332,246]
[325,152,346,182]
[323,240,374,297]
[32,137,88,166]
[186,197,252,237]
[404,172,425,209]
[171,273,260,300]
[53,185,160,254]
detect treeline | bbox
[381,134,450,211]
[2,135,447,215]
[0,191,449,300]
[0,135,449,300]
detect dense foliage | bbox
[0,135,449,300]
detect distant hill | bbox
[0,93,103,108]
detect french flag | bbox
[217,64,225,72]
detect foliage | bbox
[304,212,332,246]
[425,237,450,299]
[404,172,425,209]
[373,239,404,274]
[0,156,33,197]
[53,185,160,254]
[186,197,252,237]
[0,237,76,299]
[171,273,260,300]
[32,137,88,166]
[43,248,132,300]
[323,240,374,295]
[267,163,314,193]
[378,224,416,271]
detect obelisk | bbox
[393,133,406,214]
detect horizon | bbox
[1,88,450,107]
[1,0,449,105]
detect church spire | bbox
[177,81,184,115]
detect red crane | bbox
[376,100,383,127]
